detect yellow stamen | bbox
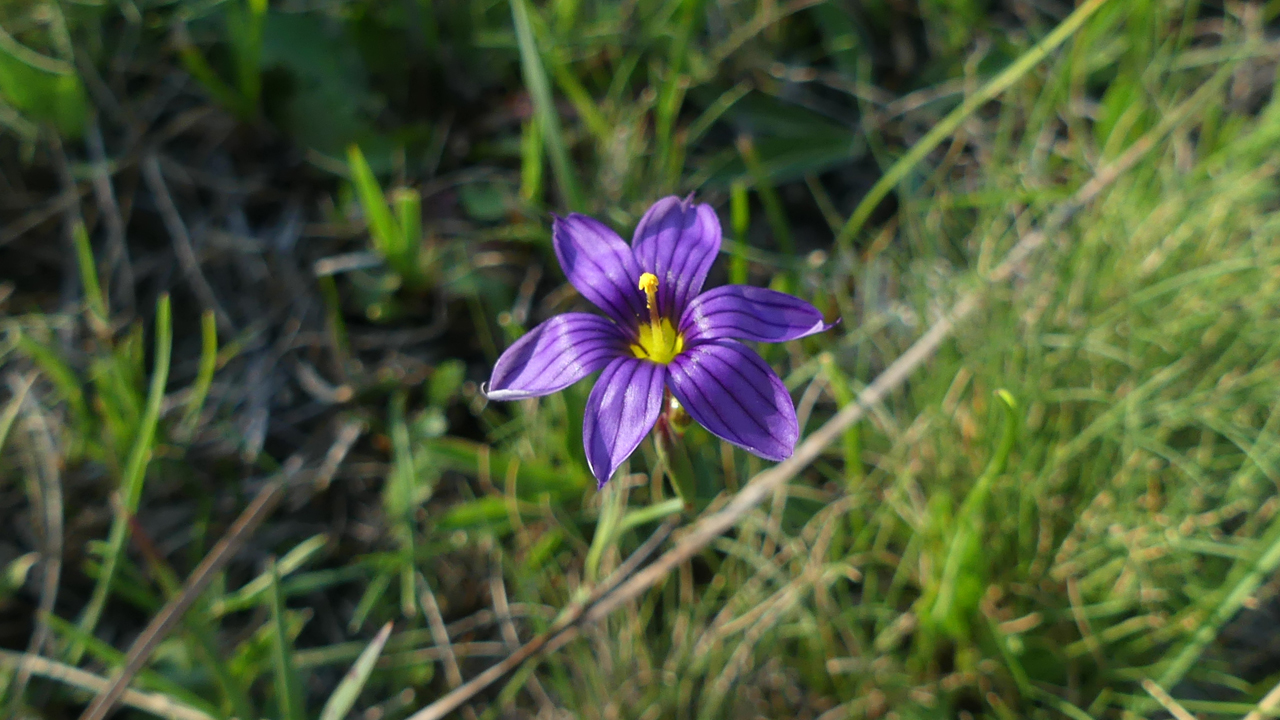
[631,273,684,364]
[638,272,660,324]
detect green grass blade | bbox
[834,0,1115,252]
[391,187,423,283]
[728,180,749,285]
[819,354,861,487]
[389,390,419,618]
[347,144,405,266]
[509,0,583,212]
[227,0,268,111]
[348,572,392,633]
[268,558,305,720]
[653,0,697,190]
[929,390,1018,629]
[72,293,172,663]
[180,310,217,439]
[15,333,91,441]
[72,222,108,330]
[520,114,545,204]
[685,81,750,148]
[174,24,246,118]
[318,621,394,720]
[737,135,794,263]
[210,534,329,616]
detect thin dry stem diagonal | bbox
[403,64,1217,720]
[417,573,465,691]
[77,472,290,720]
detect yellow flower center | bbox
[630,272,685,364]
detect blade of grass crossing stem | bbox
[833,0,1114,253]
[72,222,108,331]
[72,294,172,663]
[319,622,394,720]
[180,311,217,439]
[268,558,305,720]
[729,181,750,285]
[347,145,406,268]
[510,0,583,212]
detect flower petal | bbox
[485,313,627,401]
[554,213,646,327]
[667,340,797,461]
[631,196,722,319]
[583,356,666,487]
[680,284,834,344]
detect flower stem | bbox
[654,412,697,513]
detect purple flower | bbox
[485,196,834,487]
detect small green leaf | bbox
[319,622,393,720]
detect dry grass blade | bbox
[6,377,62,714]
[77,476,287,720]
[489,555,553,711]
[416,573,464,690]
[404,517,678,720]
[0,650,215,720]
[402,68,1220,719]
[1141,679,1195,720]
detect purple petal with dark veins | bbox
[666,340,797,461]
[485,313,628,401]
[582,356,666,487]
[680,284,834,344]
[554,213,646,328]
[631,196,721,320]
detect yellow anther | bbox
[638,273,659,307]
[638,272,660,324]
[631,272,683,363]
